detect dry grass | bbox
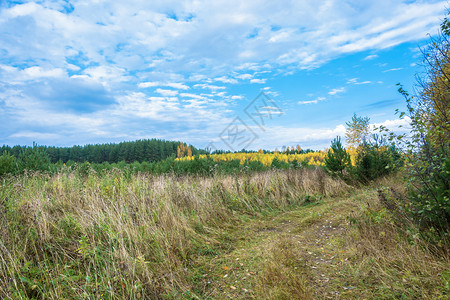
[342,183,450,299]
[1,169,447,299]
[0,168,346,299]
[182,174,449,299]
[254,239,312,300]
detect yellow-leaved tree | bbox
[345,114,371,149]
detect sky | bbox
[0,0,447,151]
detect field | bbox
[1,168,448,299]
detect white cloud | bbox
[215,91,226,97]
[255,117,412,150]
[328,87,345,95]
[383,67,404,72]
[298,96,325,105]
[246,124,347,150]
[155,88,178,97]
[193,84,226,90]
[180,93,205,99]
[250,78,267,84]
[0,0,446,147]
[372,117,411,131]
[298,100,318,105]
[165,82,190,90]
[268,30,293,43]
[23,66,65,78]
[231,95,244,100]
[235,73,253,80]
[83,66,127,86]
[364,54,379,60]
[0,0,445,78]
[347,78,372,85]
[214,76,238,84]
[138,82,160,88]
[138,81,189,90]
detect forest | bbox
[0,139,206,164]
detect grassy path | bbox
[187,189,369,299]
[187,185,448,300]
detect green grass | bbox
[0,170,448,299]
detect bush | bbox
[0,151,17,176]
[353,141,403,183]
[406,152,450,229]
[384,16,450,230]
[325,135,403,183]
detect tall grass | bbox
[0,168,347,299]
[342,177,449,299]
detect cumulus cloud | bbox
[0,0,444,78]
[372,116,412,130]
[0,0,446,146]
[241,124,347,150]
[235,73,253,80]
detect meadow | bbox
[1,166,448,299]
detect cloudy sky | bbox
[0,0,447,150]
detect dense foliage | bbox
[352,139,403,183]
[388,20,450,229]
[324,134,403,184]
[0,139,204,164]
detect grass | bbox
[0,168,448,299]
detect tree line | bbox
[0,139,206,164]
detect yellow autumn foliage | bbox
[175,151,359,167]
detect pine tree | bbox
[324,137,352,178]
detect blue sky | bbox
[0,0,447,150]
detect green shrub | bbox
[385,15,450,230]
[353,142,403,183]
[0,151,17,176]
[406,154,450,229]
